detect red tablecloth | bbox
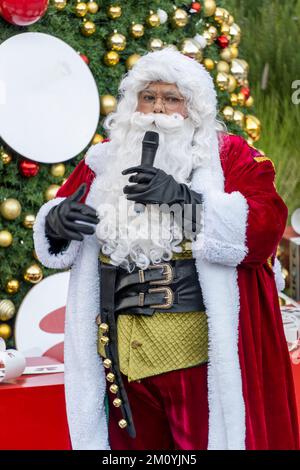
[0,357,71,450]
[0,356,299,450]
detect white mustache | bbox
[130,111,185,134]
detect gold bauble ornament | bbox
[107,31,126,51]
[0,323,12,340]
[171,8,189,28]
[237,92,246,106]
[233,110,245,127]
[81,20,96,36]
[227,75,237,93]
[204,0,216,17]
[217,61,230,74]
[23,214,36,229]
[45,184,60,201]
[148,38,164,52]
[87,1,99,14]
[107,5,122,19]
[130,23,144,39]
[100,95,117,116]
[146,11,160,28]
[231,59,248,82]
[216,72,229,91]
[245,115,262,142]
[208,25,218,40]
[0,199,21,220]
[0,299,16,321]
[230,93,238,107]
[104,50,120,66]
[126,53,141,70]
[54,0,67,10]
[5,279,20,295]
[245,96,254,108]
[92,133,104,145]
[179,38,202,62]
[228,14,235,26]
[230,23,241,46]
[220,23,231,36]
[214,7,226,24]
[1,151,12,165]
[51,163,66,178]
[220,47,232,63]
[203,58,215,71]
[222,106,234,122]
[75,2,88,18]
[24,264,43,284]
[202,30,214,46]
[0,230,13,248]
[230,45,239,59]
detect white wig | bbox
[104,47,225,168]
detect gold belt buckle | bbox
[148,263,174,285]
[148,286,174,309]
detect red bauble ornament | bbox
[190,2,202,13]
[0,0,48,26]
[19,159,40,177]
[80,54,90,65]
[216,35,230,49]
[241,87,251,100]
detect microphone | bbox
[134,131,159,213]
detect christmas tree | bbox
[0,0,259,346]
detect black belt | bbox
[97,258,205,439]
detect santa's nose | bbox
[153,98,165,113]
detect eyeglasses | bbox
[138,91,186,111]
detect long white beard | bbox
[94,112,196,272]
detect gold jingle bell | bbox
[54,0,67,11]
[118,419,128,429]
[1,151,12,164]
[103,358,112,369]
[110,384,119,394]
[99,323,109,333]
[100,336,109,346]
[113,398,122,407]
[106,372,115,383]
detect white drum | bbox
[0,32,100,163]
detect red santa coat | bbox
[33,132,299,450]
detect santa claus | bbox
[33,48,299,450]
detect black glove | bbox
[122,165,203,236]
[45,183,99,247]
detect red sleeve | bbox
[222,135,288,267]
[56,158,96,203]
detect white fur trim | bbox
[193,190,249,267]
[33,198,81,269]
[85,140,112,176]
[273,257,285,292]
